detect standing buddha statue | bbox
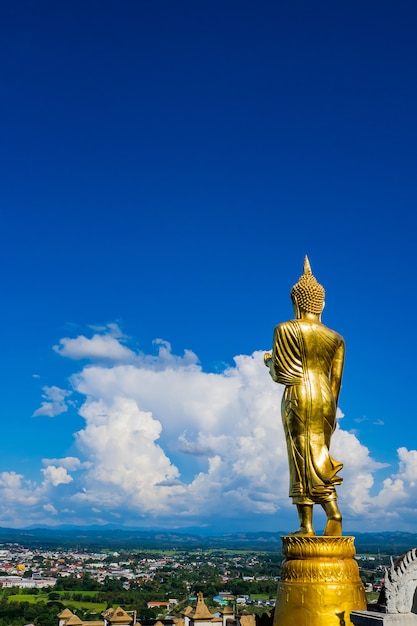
[265,256,345,536]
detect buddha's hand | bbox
[264,352,272,366]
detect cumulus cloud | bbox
[370,447,417,514]
[397,447,417,482]
[72,397,183,514]
[177,435,213,456]
[149,339,199,369]
[52,326,199,369]
[42,457,91,471]
[0,472,48,524]
[0,465,80,525]
[0,471,24,490]
[5,324,417,530]
[33,386,72,417]
[54,333,135,361]
[42,466,73,487]
[43,503,58,515]
[331,429,386,516]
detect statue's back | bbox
[295,319,343,378]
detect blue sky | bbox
[1,0,417,532]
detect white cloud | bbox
[52,326,199,368]
[397,447,417,482]
[10,325,417,530]
[0,472,44,522]
[0,469,75,526]
[42,457,91,471]
[372,477,408,508]
[73,396,182,514]
[54,333,135,361]
[89,323,126,338]
[331,428,387,515]
[150,339,199,369]
[42,466,73,487]
[368,447,417,514]
[0,471,24,490]
[33,386,72,417]
[43,503,58,515]
[177,435,213,456]
[62,347,309,524]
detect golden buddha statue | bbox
[265,256,345,536]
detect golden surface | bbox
[265,257,345,536]
[274,536,366,626]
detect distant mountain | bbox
[0,526,416,554]
[0,526,284,550]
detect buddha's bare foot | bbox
[324,519,342,536]
[322,501,342,536]
[289,527,315,536]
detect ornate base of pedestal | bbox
[351,610,417,625]
[274,536,366,626]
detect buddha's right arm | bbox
[265,353,277,381]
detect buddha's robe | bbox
[269,319,345,504]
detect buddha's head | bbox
[291,256,325,317]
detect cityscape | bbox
[0,532,390,621]
[0,536,390,626]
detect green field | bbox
[7,593,107,613]
[8,594,49,604]
[365,592,380,603]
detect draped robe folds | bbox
[270,319,344,504]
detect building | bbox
[0,575,56,588]
[58,607,134,626]
[57,592,258,626]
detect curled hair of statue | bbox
[290,255,325,315]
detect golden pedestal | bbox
[274,536,366,626]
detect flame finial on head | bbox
[291,256,325,314]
